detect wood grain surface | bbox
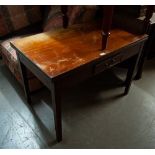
[12,24,147,78]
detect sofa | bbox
[0,5,99,92]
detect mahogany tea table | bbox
[11,24,147,142]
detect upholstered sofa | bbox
[0,5,99,91]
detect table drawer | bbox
[94,52,124,74]
[94,43,141,75]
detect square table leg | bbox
[51,82,62,142]
[134,45,147,80]
[18,54,62,142]
[18,57,32,104]
[124,54,140,95]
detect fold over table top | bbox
[11,24,147,78]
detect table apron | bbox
[18,53,51,90]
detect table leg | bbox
[18,58,31,104]
[134,46,147,80]
[51,82,62,142]
[124,55,139,95]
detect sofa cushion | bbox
[0,36,43,92]
[0,6,42,37]
[43,5,99,32]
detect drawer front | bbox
[94,52,124,75]
[94,44,141,75]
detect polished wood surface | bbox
[12,24,147,78]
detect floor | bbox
[0,58,155,149]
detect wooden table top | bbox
[11,24,147,78]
